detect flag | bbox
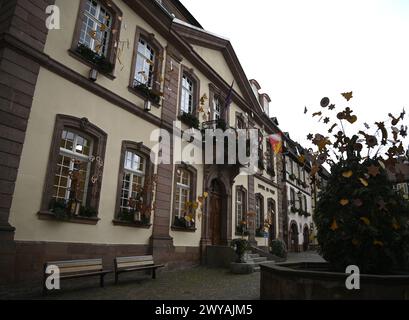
[269,133,283,154]
[223,81,234,119]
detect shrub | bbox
[270,239,287,258]
[308,95,409,274]
[231,238,249,263]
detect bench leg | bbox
[115,272,119,285]
[152,268,156,279]
[100,274,105,288]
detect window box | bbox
[236,224,249,236]
[258,159,265,171]
[38,211,100,225]
[289,173,296,181]
[290,206,298,214]
[131,81,162,105]
[75,44,114,74]
[116,209,151,227]
[43,197,99,223]
[172,216,196,231]
[179,112,200,129]
[256,228,267,238]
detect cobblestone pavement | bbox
[1,251,324,300]
[3,267,260,300]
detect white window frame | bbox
[55,130,93,205]
[213,96,222,121]
[79,0,112,56]
[236,189,243,226]
[134,38,155,87]
[175,170,191,218]
[120,151,146,221]
[181,74,194,114]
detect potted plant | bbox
[231,238,249,263]
[270,239,287,259]
[180,112,200,129]
[75,44,114,74]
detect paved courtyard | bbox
[1,251,323,300]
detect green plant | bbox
[309,95,409,274]
[174,216,195,229]
[79,206,98,218]
[236,223,249,236]
[289,173,296,181]
[75,44,114,74]
[270,239,287,258]
[49,199,70,220]
[231,238,249,263]
[290,206,298,214]
[215,119,227,130]
[180,112,200,129]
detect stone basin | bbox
[260,261,409,300]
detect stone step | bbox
[252,257,267,263]
[247,253,260,259]
[253,266,260,272]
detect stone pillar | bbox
[247,175,257,246]
[150,45,182,262]
[0,0,55,284]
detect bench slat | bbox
[46,259,103,268]
[116,255,154,263]
[58,265,103,274]
[117,261,154,269]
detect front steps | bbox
[244,252,268,272]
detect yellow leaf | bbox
[330,218,338,231]
[360,217,370,225]
[359,178,368,187]
[373,240,384,247]
[342,170,353,178]
[203,192,209,199]
[340,199,349,206]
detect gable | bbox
[191,44,245,99]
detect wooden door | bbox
[210,193,222,245]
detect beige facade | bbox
[0,0,287,285]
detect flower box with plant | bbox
[290,206,298,214]
[256,227,267,238]
[180,112,200,129]
[289,173,296,181]
[132,80,162,105]
[49,199,98,221]
[75,44,114,74]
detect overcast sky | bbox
[180,0,409,149]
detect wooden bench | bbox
[43,258,111,294]
[114,255,164,284]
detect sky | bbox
[180,0,409,149]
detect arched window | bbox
[41,115,107,222]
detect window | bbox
[213,96,222,121]
[179,67,200,116]
[290,188,295,207]
[303,195,308,212]
[114,142,154,226]
[72,0,122,73]
[181,74,194,114]
[173,165,197,230]
[79,0,112,56]
[266,138,275,176]
[134,38,155,87]
[41,115,107,222]
[255,194,264,231]
[267,198,276,239]
[236,186,247,226]
[237,117,245,129]
[174,169,191,218]
[53,130,93,207]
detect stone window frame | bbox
[255,193,264,232]
[70,0,123,78]
[178,65,200,118]
[39,114,107,225]
[235,185,248,235]
[113,141,155,228]
[128,26,165,106]
[171,163,197,232]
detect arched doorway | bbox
[303,225,309,251]
[289,221,299,252]
[209,179,227,245]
